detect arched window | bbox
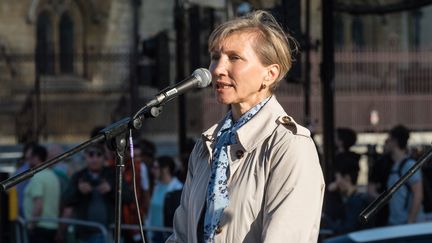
[36,11,54,75]
[59,12,74,74]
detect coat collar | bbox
[201,96,287,153]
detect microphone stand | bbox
[359,145,432,224]
[0,105,164,243]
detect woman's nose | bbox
[210,58,227,77]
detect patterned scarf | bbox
[203,96,271,242]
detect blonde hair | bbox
[208,10,298,90]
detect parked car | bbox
[324,221,432,243]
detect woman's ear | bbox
[266,64,280,85]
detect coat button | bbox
[282,116,292,124]
[215,226,223,234]
[236,150,244,159]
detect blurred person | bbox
[147,156,183,243]
[90,125,116,167]
[167,10,324,243]
[61,144,132,243]
[321,156,372,235]
[23,144,61,243]
[14,141,37,217]
[122,141,151,243]
[47,144,70,194]
[139,138,157,194]
[387,125,424,225]
[413,145,432,220]
[334,127,361,174]
[323,128,361,228]
[177,138,196,183]
[367,141,393,226]
[164,138,195,231]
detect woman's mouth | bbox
[216,82,234,89]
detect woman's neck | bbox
[231,95,271,121]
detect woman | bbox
[167,10,324,243]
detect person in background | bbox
[46,144,69,195]
[324,127,361,225]
[139,138,157,194]
[23,144,61,243]
[177,138,196,183]
[386,125,424,225]
[367,140,393,226]
[334,127,361,173]
[321,156,372,235]
[14,141,37,218]
[61,144,132,243]
[147,156,183,243]
[122,141,151,243]
[167,10,324,243]
[90,125,116,168]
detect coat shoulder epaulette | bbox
[276,115,311,138]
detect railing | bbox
[13,217,174,243]
[14,216,335,243]
[15,217,110,243]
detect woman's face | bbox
[209,32,272,110]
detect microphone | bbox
[134,68,212,118]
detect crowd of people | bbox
[12,128,190,243]
[321,124,432,238]
[13,125,432,242]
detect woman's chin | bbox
[215,96,232,105]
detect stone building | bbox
[0,0,219,150]
[1,0,432,150]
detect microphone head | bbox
[193,68,212,88]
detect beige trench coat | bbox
[167,96,325,243]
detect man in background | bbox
[387,125,424,225]
[23,144,61,243]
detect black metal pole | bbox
[130,0,141,113]
[304,0,311,127]
[113,134,127,243]
[176,0,189,155]
[321,0,335,182]
[34,65,41,142]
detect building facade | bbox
[1,0,431,150]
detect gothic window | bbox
[59,12,74,74]
[36,11,54,75]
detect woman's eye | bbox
[229,55,240,61]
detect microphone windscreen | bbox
[193,68,212,88]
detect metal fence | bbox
[13,217,173,243]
